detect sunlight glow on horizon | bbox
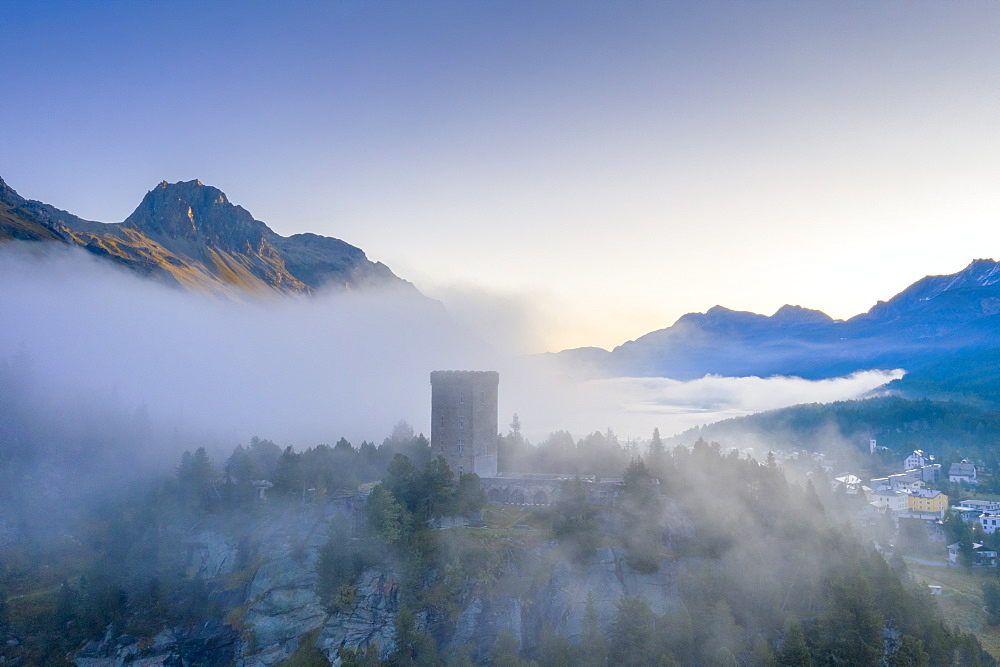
[2,1,998,354]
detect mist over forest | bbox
[0,202,1000,667]
[2,244,999,666]
[4,0,1000,662]
[0,244,896,450]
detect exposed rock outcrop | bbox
[74,621,239,667]
[237,509,339,665]
[317,567,402,664]
[72,502,695,667]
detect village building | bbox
[949,462,978,485]
[905,488,949,518]
[872,464,941,488]
[948,542,998,566]
[904,450,932,470]
[871,489,909,514]
[832,473,863,494]
[869,474,905,492]
[953,506,986,522]
[979,513,1000,535]
[913,463,942,483]
[870,473,928,494]
[959,499,1000,513]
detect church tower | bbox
[430,371,499,478]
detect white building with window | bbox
[959,499,1000,513]
[949,462,978,485]
[872,489,909,514]
[980,514,1000,534]
[904,450,931,470]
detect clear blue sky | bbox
[3,0,999,351]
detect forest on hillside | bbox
[1,353,998,665]
[673,396,1000,468]
[0,417,994,665]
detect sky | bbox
[2,0,999,353]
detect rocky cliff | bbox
[71,500,694,666]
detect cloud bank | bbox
[0,244,902,461]
[507,369,903,443]
[0,245,493,450]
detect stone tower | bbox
[430,370,499,478]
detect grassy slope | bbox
[0,201,62,241]
[907,561,1000,659]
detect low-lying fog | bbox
[0,245,900,456]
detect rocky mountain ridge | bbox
[0,176,412,297]
[547,258,1000,385]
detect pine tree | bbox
[648,427,665,474]
[272,446,304,496]
[778,621,812,667]
[576,591,607,667]
[608,595,657,666]
[537,624,571,667]
[748,634,777,667]
[554,476,599,562]
[489,630,534,667]
[620,459,663,573]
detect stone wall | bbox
[481,475,623,506]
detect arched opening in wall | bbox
[533,490,548,505]
[510,488,525,505]
[488,488,502,504]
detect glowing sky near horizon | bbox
[2,1,999,352]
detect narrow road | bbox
[6,582,63,603]
[904,556,953,567]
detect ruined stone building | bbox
[430,370,499,478]
[430,370,624,506]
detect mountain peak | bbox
[960,258,1000,287]
[771,304,834,324]
[0,176,29,206]
[151,179,226,204]
[859,258,1000,323]
[156,178,208,191]
[124,180,262,246]
[0,174,416,297]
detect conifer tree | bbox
[609,595,657,666]
[778,621,812,667]
[489,630,535,667]
[648,427,665,474]
[576,591,607,667]
[748,634,777,667]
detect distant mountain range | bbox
[546,259,1000,401]
[0,177,413,296]
[4,176,999,404]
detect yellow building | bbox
[907,489,949,515]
